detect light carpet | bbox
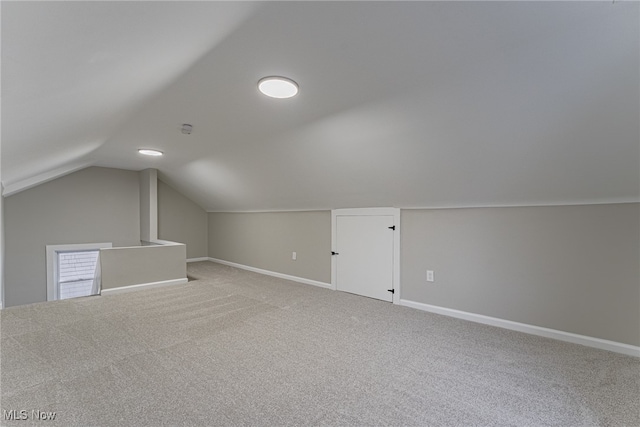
[1,261,638,426]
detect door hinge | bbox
[331,251,339,255]
[387,289,395,294]
[388,225,396,230]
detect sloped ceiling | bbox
[2,1,638,211]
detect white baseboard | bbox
[208,258,333,290]
[101,278,188,295]
[187,257,209,263]
[400,299,640,358]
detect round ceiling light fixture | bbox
[138,149,163,156]
[258,76,299,99]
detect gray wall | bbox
[207,205,639,345]
[1,182,4,308]
[4,167,141,307]
[100,243,186,290]
[158,180,208,259]
[401,203,640,346]
[208,211,331,283]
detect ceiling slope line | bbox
[2,160,95,197]
[205,198,640,214]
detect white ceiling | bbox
[2,1,638,211]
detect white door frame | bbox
[331,208,401,304]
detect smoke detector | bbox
[181,124,193,135]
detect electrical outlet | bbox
[292,251,297,261]
[426,270,434,282]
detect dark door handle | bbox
[331,251,339,255]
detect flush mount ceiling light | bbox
[138,149,163,157]
[258,76,299,99]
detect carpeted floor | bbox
[1,261,638,426]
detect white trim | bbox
[400,299,640,358]
[46,242,112,301]
[151,239,183,246]
[398,199,640,210]
[331,208,401,304]
[205,200,639,214]
[187,257,209,263]
[101,278,188,295]
[140,239,183,247]
[208,258,333,290]
[107,241,184,250]
[2,161,94,197]
[332,207,400,217]
[207,208,329,213]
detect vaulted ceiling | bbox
[2,1,638,211]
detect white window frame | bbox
[46,242,112,301]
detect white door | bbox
[335,214,395,302]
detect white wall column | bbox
[139,169,158,243]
